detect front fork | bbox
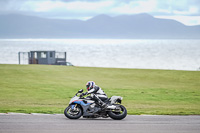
[71,104,78,110]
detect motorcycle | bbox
[64,89,127,120]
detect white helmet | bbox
[86,81,95,91]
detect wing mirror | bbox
[78,89,83,93]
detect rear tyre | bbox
[108,105,127,120]
[64,106,82,119]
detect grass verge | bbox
[0,64,200,115]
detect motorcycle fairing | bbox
[71,100,91,109]
[71,100,100,117]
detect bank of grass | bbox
[0,64,199,115]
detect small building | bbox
[18,51,73,66]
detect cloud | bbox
[155,0,200,16]
[31,1,114,12]
[1,0,199,15]
[110,0,157,15]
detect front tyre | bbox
[64,106,82,119]
[108,105,127,120]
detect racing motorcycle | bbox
[64,89,127,120]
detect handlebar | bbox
[75,92,84,97]
[75,90,87,97]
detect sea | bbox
[0,39,200,71]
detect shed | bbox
[18,51,69,65]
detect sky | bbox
[0,0,200,26]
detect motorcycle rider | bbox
[82,81,107,108]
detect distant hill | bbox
[0,13,200,39]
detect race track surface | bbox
[0,113,200,133]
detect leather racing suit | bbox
[86,85,108,107]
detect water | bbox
[0,39,200,71]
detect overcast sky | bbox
[0,0,200,26]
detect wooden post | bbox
[28,52,30,64]
[65,52,67,63]
[18,52,20,64]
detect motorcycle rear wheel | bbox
[108,105,127,120]
[64,106,82,119]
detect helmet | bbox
[86,81,95,91]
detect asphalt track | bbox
[0,113,200,133]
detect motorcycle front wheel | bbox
[64,106,82,119]
[108,105,127,120]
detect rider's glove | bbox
[80,92,88,97]
[80,93,84,97]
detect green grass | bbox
[0,64,200,115]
